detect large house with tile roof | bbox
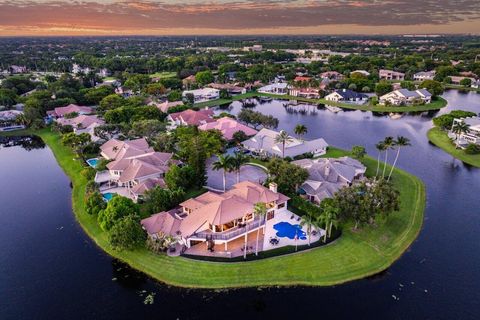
[293,157,366,204]
[379,89,432,106]
[47,104,93,118]
[141,181,289,254]
[166,108,214,129]
[198,117,257,141]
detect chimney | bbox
[325,165,331,176]
[269,182,278,193]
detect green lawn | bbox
[149,72,177,79]
[2,128,425,288]
[427,127,480,168]
[194,91,447,113]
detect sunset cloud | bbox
[0,0,479,35]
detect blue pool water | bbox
[273,222,307,240]
[86,158,99,168]
[102,193,114,201]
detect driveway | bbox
[206,156,268,191]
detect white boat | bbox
[325,105,342,113]
[389,113,403,120]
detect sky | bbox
[0,0,480,36]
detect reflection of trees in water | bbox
[111,259,147,290]
[242,98,258,108]
[283,103,318,115]
[0,135,45,151]
[217,104,233,112]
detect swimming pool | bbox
[273,222,307,240]
[86,158,99,168]
[102,193,114,201]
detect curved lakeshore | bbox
[3,128,426,289]
[427,127,480,168]
[195,92,448,113]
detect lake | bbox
[1,90,479,319]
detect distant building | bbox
[182,88,220,103]
[379,89,432,106]
[242,128,328,158]
[350,70,370,77]
[47,104,93,118]
[258,83,289,95]
[379,69,405,81]
[320,71,344,81]
[449,76,476,85]
[198,117,257,141]
[289,87,321,99]
[56,115,105,142]
[9,65,27,74]
[413,71,436,81]
[325,89,368,104]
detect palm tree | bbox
[212,154,233,192]
[231,152,249,184]
[300,213,316,246]
[452,121,470,147]
[294,124,308,140]
[375,142,385,179]
[387,136,411,181]
[382,136,394,179]
[253,202,268,256]
[274,130,293,158]
[318,202,340,242]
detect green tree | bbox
[143,187,185,215]
[387,136,411,181]
[98,196,139,231]
[319,199,340,241]
[460,78,472,87]
[381,137,395,179]
[230,152,249,184]
[99,94,125,112]
[267,159,309,195]
[274,130,293,158]
[129,119,165,139]
[253,202,268,255]
[212,154,233,192]
[419,80,444,97]
[85,191,106,215]
[145,82,167,96]
[108,215,146,250]
[232,130,248,145]
[375,81,393,97]
[375,142,385,179]
[351,145,366,159]
[300,212,316,246]
[294,124,308,140]
[195,70,214,86]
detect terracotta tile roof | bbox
[53,104,93,117]
[100,138,150,160]
[169,109,214,126]
[141,210,181,236]
[56,115,104,129]
[198,117,257,140]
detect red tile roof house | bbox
[379,69,405,81]
[198,117,258,141]
[141,181,290,258]
[47,104,93,118]
[95,138,178,201]
[166,108,214,130]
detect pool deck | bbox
[263,209,324,251]
[100,186,134,200]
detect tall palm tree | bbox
[274,130,293,158]
[300,212,316,246]
[212,154,233,192]
[382,136,395,179]
[375,142,385,179]
[387,136,411,181]
[294,124,308,140]
[231,152,249,184]
[322,202,340,239]
[452,122,470,147]
[253,202,268,256]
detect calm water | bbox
[1,90,480,319]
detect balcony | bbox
[193,218,264,241]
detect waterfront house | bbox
[208,83,247,95]
[325,89,368,104]
[413,70,436,81]
[141,181,290,256]
[293,157,366,204]
[451,117,480,147]
[379,69,405,81]
[57,115,105,142]
[242,128,328,158]
[289,87,321,99]
[166,108,214,129]
[198,117,258,141]
[449,76,476,86]
[182,88,220,103]
[0,110,25,132]
[379,89,432,106]
[96,138,177,201]
[257,83,289,95]
[47,104,93,118]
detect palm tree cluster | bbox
[211,152,249,192]
[375,136,411,181]
[298,198,340,246]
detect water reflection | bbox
[0,135,45,150]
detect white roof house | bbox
[242,128,328,158]
[379,89,432,106]
[182,88,220,103]
[413,70,436,81]
[451,117,480,147]
[257,83,289,95]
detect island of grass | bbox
[194,92,447,113]
[2,129,425,288]
[428,127,480,168]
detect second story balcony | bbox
[192,218,264,241]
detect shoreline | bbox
[1,128,426,289]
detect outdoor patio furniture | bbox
[290,215,294,219]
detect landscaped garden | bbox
[2,128,425,288]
